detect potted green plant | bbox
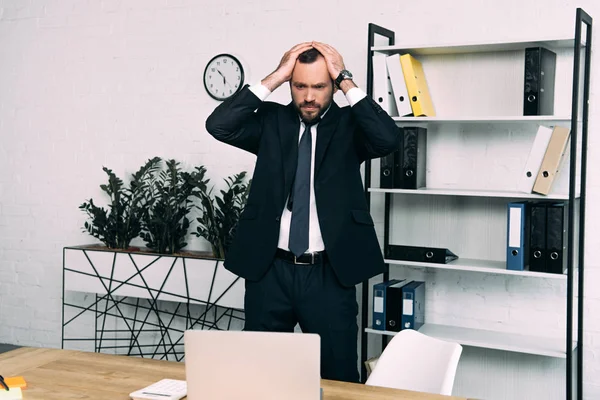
[79,156,161,250]
[66,159,247,359]
[193,171,251,259]
[138,159,209,255]
[71,158,249,314]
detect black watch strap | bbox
[335,70,352,88]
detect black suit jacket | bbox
[205,85,401,287]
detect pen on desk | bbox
[0,375,9,391]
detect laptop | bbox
[184,330,321,400]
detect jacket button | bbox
[275,216,281,222]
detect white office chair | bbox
[365,329,463,396]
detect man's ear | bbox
[332,81,338,94]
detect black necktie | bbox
[288,119,319,257]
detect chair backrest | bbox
[365,329,462,396]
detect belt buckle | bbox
[294,253,314,265]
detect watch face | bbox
[203,54,245,101]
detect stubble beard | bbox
[294,98,330,123]
[300,106,320,122]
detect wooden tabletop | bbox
[0,347,469,400]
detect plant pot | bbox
[63,244,243,310]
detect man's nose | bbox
[305,89,315,102]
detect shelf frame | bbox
[569,8,592,400]
[362,22,395,383]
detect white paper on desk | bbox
[0,387,23,400]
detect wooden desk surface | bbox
[0,347,469,400]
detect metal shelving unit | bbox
[360,8,592,400]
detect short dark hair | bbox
[298,48,323,64]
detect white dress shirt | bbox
[249,82,367,253]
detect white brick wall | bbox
[1,0,599,398]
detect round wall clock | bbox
[203,53,245,101]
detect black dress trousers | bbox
[243,256,359,383]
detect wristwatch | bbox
[334,69,353,88]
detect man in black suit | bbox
[206,41,400,382]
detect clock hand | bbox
[216,69,226,85]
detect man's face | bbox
[290,55,335,123]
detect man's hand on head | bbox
[261,42,314,92]
[311,41,346,81]
[311,41,357,93]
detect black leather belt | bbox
[275,248,327,265]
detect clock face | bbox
[203,54,245,101]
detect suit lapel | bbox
[314,101,340,177]
[279,103,300,203]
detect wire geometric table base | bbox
[62,245,245,361]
